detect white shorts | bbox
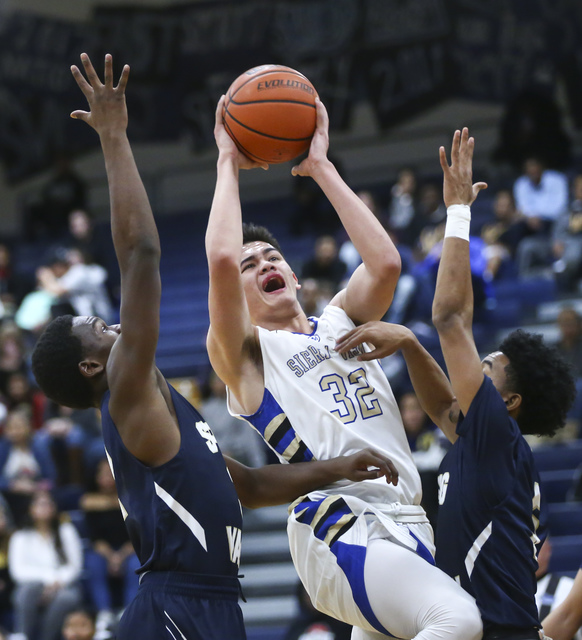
[288,494,481,640]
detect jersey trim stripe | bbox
[154,482,208,551]
[164,611,186,639]
[243,389,315,463]
[465,521,493,578]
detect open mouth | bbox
[263,274,286,293]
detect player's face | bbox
[72,316,121,361]
[240,241,300,318]
[481,351,511,401]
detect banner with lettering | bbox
[0,0,580,183]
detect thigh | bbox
[117,587,246,640]
[363,539,481,640]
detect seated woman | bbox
[8,489,83,640]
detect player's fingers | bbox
[473,182,488,199]
[314,97,329,132]
[215,95,226,125]
[70,110,90,121]
[335,327,365,352]
[450,129,461,164]
[363,451,399,485]
[439,146,450,173]
[460,127,469,154]
[80,53,102,88]
[116,64,130,94]
[103,53,113,88]
[70,65,93,97]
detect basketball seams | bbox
[228,67,311,103]
[223,108,314,142]
[228,99,317,109]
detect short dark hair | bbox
[31,315,94,410]
[242,223,283,255]
[499,329,576,437]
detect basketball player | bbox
[334,128,576,640]
[206,96,483,638]
[30,54,401,640]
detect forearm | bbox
[100,131,160,269]
[432,234,473,330]
[400,333,455,433]
[227,456,347,509]
[206,154,243,266]
[311,161,399,274]
[542,608,582,640]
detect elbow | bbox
[432,304,468,335]
[207,247,239,272]
[377,252,401,283]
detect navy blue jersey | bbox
[100,381,243,578]
[435,376,546,631]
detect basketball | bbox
[223,65,318,164]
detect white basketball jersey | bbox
[229,305,422,508]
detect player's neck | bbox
[256,308,313,334]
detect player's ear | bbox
[504,393,521,413]
[293,272,301,291]
[79,359,105,378]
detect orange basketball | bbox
[223,65,318,164]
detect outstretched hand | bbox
[70,53,129,136]
[439,127,488,208]
[214,95,268,171]
[335,321,412,361]
[291,98,330,178]
[339,448,399,486]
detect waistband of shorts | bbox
[483,625,540,640]
[138,571,241,600]
[368,502,428,523]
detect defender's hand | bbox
[439,127,487,208]
[335,321,413,361]
[337,448,399,486]
[70,53,129,136]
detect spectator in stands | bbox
[480,189,523,280]
[3,371,46,430]
[66,210,110,269]
[387,167,419,245]
[298,278,329,318]
[513,157,569,278]
[0,497,14,632]
[200,370,266,468]
[552,173,582,292]
[542,561,582,640]
[8,489,83,640]
[80,458,139,638]
[0,323,27,398]
[23,154,87,243]
[301,235,347,294]
[0,408,56,527]
[284,582,352,640]
[0,244,26,320]
[36,247,113,324]
[556,307,582,378]
[535,537,582,639]
[61,607,97,640]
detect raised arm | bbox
[335,322,459,442]
[70,54,176,464]
[292,100,400,325]
[431,128,487,416]
[225,448,398,509]
[205,97,267,404]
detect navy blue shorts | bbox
[116,572,246,640]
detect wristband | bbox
[444,204,471,241]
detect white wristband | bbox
[444,204,471,241]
